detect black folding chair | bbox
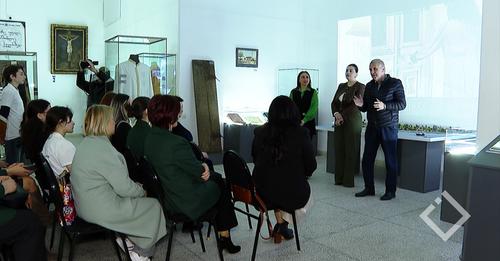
[39,154,131,261]
[137,157,224,261]
[33,154,58,250]
[224,150,302,259]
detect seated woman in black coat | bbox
[252,95,317,243]
[110,93,132,154]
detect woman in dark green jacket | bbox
[0,169,47,260]
[126,96,151,160]
[144,95,241,254]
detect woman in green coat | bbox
[127,96,151,160]
[144,95,241,254]
[71,105,166,260]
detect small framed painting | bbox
[236,47,258,68]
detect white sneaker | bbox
[115,236,134,253]
[129,251,151,261]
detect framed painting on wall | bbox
[51,24,87,74]
[0,20,26,52]
[235,47,258,68]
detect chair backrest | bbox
[39,154,67,227]
[121,147,141,183]
[136,157,168,214]
[189,142,204,161]
[33,154,50,196]
[223,150,255,204]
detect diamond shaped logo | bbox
[419,190,471,241]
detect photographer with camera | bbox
[76,59,114,108]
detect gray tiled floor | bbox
[49,155,463,260]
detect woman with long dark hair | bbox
[42,106,75,178]
[252,95,317,243]
[110,93,132,154]
[289,71,318,139]
[20,99,50,161]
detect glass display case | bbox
[445,128,477,155]
[277,68,319,96]
[0,51,38,100]
[105,35,175,95]
[137,53,176,95]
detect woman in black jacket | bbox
[252,95,317,243]
[110,93,132,154]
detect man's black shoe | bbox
[380,192,396,201]
[355,189,375,197]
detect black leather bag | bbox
[0,186,28,209]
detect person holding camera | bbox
[77,59,114,108]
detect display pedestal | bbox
[440,152,473,224]
[398,132,445,193]
[462,135,500,261]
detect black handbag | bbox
[0,186,28,209]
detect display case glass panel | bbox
[105,35,175,95]
[0,51,38,100]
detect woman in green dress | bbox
[331,64,365,187]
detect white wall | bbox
[0,0,105,132]
[476,0,500,150]
[103,0,179,54]
[178,0,306,143]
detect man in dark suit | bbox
[353,59,406,201]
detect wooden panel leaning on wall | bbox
[192,60,222,153]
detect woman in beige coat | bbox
[71,105,166,260]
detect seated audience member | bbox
[171,97,194,142]
[20,99,51,162]
[171,96,214,171]
[71,105,166,260]
[17,99,52,225]
[42,106,75,178]
[252,95,317,243]
[144,95,241,253]
[0,175,47,261]
[126,96,151,160]
[99,91,116,106]
[110,94,132,154]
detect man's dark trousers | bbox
[361,124,398,193]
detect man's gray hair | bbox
[370,59,385,68]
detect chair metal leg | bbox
[198,225,206,252]
[291,213,300,251]
[50,211,57,249]
[166,224,174,261]
[212,222,224,261]
[190,230,196,243]
[251,214,263,261]
[245,203,253,229]
[68,236,77,261]
[57,229,65,261]
[207,224,212,239]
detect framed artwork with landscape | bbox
[235,47,258,68]
[51,24,87,74]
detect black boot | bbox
[355,188,375,197]
[219,236,241,254]
[380,192,396,201]
[273,222,294,243]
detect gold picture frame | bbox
[51,24,87,74]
